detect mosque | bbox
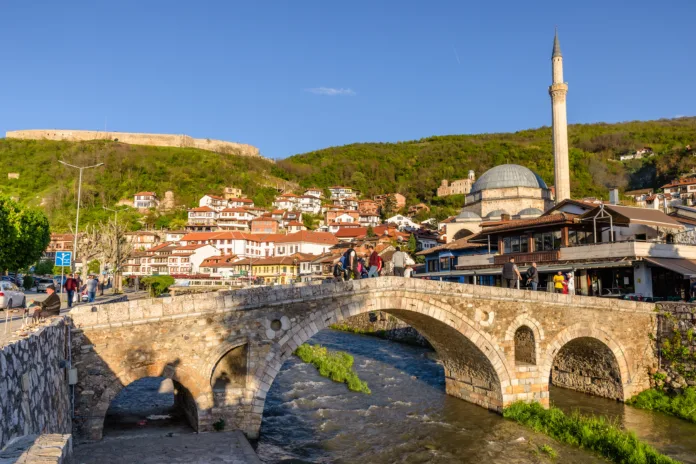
[446,31,570,242]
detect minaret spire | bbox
[552,27,562,58]
[549,29,570,203]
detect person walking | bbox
[553,271,565,294]
[502,257,522,289]
[85,275,98,303]
[63,273,79,308]
[368,245,381,278]
[526,262,539,291]
[392,246,407,277]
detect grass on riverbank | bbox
[627,387,696,424]
[503,402,679,464]
[329,323,387,338]
[294,344,371,394]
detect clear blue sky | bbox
[1,0,694,159]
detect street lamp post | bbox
[59,161,104,272]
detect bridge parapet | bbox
[69,277,654,330]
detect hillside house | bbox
[199,194,229,212]
[187,206,219,232]
[133,192,158,209]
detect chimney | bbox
[501,214,511,222]
[609,188,619,205]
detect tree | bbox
[87,260,101,274]
[11,207,51,272]
[34,260,54,275]
[366,225,376,238]
[100,217,133,293]
[381,195,396,220]
[0,197,51,273]
[75,224,102,272]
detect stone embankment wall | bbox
[5,129,264,159]
[0,434,72,463]
[654,302,696,391]
[0,318,71,450]
[331,311,430,347]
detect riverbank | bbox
[503,401,678,464]
[628,387,696,424]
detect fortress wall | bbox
[5,129,262,159]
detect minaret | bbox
[549,29,570,203]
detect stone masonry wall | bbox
[331,311,431,347]
[67,278,658,440]
[654,302,696,391]
[5,129,264,160]
[0,318,71,450]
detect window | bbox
[533,231,562,251]
[504,235,528,253]
[427,259,438,272]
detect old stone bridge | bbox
[68,277,657,441]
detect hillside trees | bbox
[0,196,51,273]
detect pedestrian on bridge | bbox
[28,285,61,322]
[502,257,522,289]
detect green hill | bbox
[279,117,696,203]
[2,117,695,232]
[0,139,287,231]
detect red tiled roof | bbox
[479,213,578,234]
[228,197,253,203]
[204,194,226,200]
[662,178,696,189]
[220,207,248,213]
[276,231,338,245]
[189,206,216,212]
[134,191,156,196]
[174,244,208,251]
[286,221,305,226]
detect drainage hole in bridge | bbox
[271,319,282,331]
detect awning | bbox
[644,257,696,278]
[439,251,455,258]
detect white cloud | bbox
[305,87,356,96]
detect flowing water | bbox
[257,330,696,464]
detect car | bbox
[0,281,26,309]
[36,278,55,293]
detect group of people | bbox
[62,273,100,307]
[333,244,412,281]
[26,273,100,323]
[502,258,575,294]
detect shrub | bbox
[294,343,370,394]
[141,275,175,297]
[627,387,696,424]
[503,401,678,464]
[212,418,225,431]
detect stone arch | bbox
[84,362,207,441]
[514,326,536,365]
[504,314,544,366]
[539,324,631,401]
[453,228,474,240]
[242,292,514,438]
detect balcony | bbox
[494,250,560,265]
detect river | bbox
[256,330,696,464]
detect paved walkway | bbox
[72,431,261,464]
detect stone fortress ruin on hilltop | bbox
[5,129,265,159]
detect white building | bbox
[168,244,220,275]
[297,195,322,214]
[218,208,254,230]
[188,206,219,227]
[329,186,357,200]
[274,231,338,257]
[133,192,158,209]
[273,193,299,211]
[180,231,279,259]
[199,194,229,212]
[385,214,419,231]
[359,214,381,227]
[304,188,324,199]
[228,197,254,208]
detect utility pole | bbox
[60,161,104,273]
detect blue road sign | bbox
[55,251,72,267]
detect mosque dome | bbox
[456,210,481,221]
[486,209,508,219]
[518,207,543,217]
[471,164,548,193]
